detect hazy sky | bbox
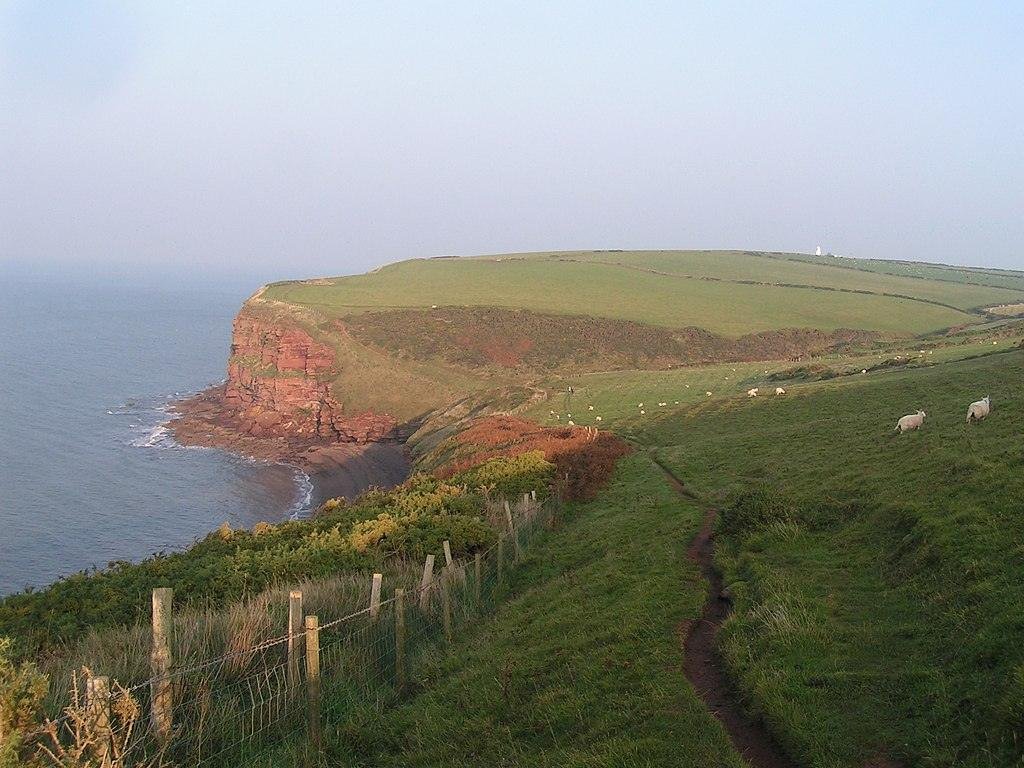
[1,1,1022,284]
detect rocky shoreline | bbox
[170,386,413,507]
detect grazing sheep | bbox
[588,405,594,410]
[706,391,712,397]
[640,410,645,415]
[966,396,991,423]
[747,388,759,397]
[895,410,926,433]
[861,369,867,374]
[658,402,667,407]
[595,416,602,422]
[775,387,786,395]
[568,420,575,425]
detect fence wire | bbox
[30,492,557,768]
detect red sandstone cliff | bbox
[173,306,412,458]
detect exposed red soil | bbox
[658,465,797,768]
[433,415,631,501]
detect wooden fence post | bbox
[441,567,453,644]
[150,587,173,744]
[305,615,322,750]
[419,554,435,612]
[473,552,482,607]
[370,573,382,621]
[394,588,406,693]
[504,501,522,559]
[496,533,505,587]
[288,589,303,684]
[86,675,112,767]
[443,539,453,567]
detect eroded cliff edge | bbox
[171,292,418,502]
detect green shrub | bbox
[452,451,555,498]
[719,486,798,540]
[1,447,553,658]
[0,636,47,766]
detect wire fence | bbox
[29,491,558,767]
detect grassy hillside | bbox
[262,253,1000,336]
[321,454,746,767]
[632,348,1024,766]
[243,252,1024,421]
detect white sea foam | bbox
[290,469,314,519]
[127,391,316,522]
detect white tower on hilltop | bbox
[815,245,822,256]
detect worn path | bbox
[654,459,798,768]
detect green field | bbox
[261,251,1024,336]
[629,348,1024,766]
[535,250,1024,310]
[519,340,1017,433]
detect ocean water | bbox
[0,276,313,595]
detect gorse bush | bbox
[0,460,547,659]
[0,637,47,767]
[450,451,554,499]
[431,415,630,500]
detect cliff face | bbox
[171,303,416,461]
[221,310,405,443]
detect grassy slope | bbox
[336,454,746,767]
[247,302,497,420]
[780,252,1024,293]
[520,342,1017,434]
[262,253,988,336]
[633,349,1024,767]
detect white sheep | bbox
[588,405,594,410]
[706,391,712,397]
[775,387,786,395]
[966,396,991,424]
[747,388,759,397]
[639,410,645,415]
[595,416,602,422]
[895,410,926,433]
[568,420,575,425]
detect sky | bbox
[1,1,1022,285]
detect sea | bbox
[0,275,314,596]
